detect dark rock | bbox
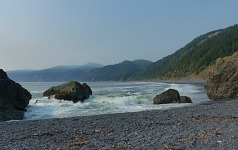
[153,89,193,104]
[43,81,92,103]
[0,69,9,79]
[205,52,238,100]
[180,96,192,103]
[0,109,24,121]
[0,69,32,121]
[82,83,92,99]
[153,89,180,104]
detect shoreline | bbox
[157,79,207,86]
[22,80,208,121]
[1,98,237,149]
[18,79,207,84]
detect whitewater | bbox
[20,82,209,120]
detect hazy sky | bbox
[1,0,238,71]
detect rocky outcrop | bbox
[43,81,92,103]
[205,51,238,100]
[0,69,32,121]
[153,89,192,104]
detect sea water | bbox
[20,82,209,120]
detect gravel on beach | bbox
[0,99,237,150]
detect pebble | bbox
[0,99,238,149]
[217,140,223,144]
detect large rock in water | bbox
[205,51,238,100]
[0,69,32,121]
[153,89,192,104]
[43,81,92,103]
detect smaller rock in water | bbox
[153,89,180,104]
[153,89,192,105]
[43,81,92,103]
[180,96,192,103]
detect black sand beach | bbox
[0,99,237,150]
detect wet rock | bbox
[0,69,8,79]
[0,69,32,121]
[180,96,192,103]
[153,89,192,104]
[43,81,92,103]
[0,109,24,121]
[82,83,93,99]
[153,89,180,104]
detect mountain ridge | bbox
[7,60,152,82]
[84,59,152,81]
[7,63,104,82]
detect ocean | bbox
[20,82,209,120]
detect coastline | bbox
[22,80,209,120]
[159,79,207,86]
[1,98,237,149]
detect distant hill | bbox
[7,63,104,82]
[6,70,35,81]
[84,59,152,81]
[129,24,238,80]
[7,60,153,82]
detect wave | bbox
[22,82,209,120]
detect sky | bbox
[1,0,238,71]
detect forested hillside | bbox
[130,24,238,80]
[84,59,152,81]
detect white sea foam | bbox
[21,82,209,120]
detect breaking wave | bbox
[21,82,209,120]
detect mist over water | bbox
[20,82,209,120]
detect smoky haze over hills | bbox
[7,63,104,82]
[7,24,238,82]
[7,60,152,82]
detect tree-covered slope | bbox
[84,59,152,81]
[130,24,238,80]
